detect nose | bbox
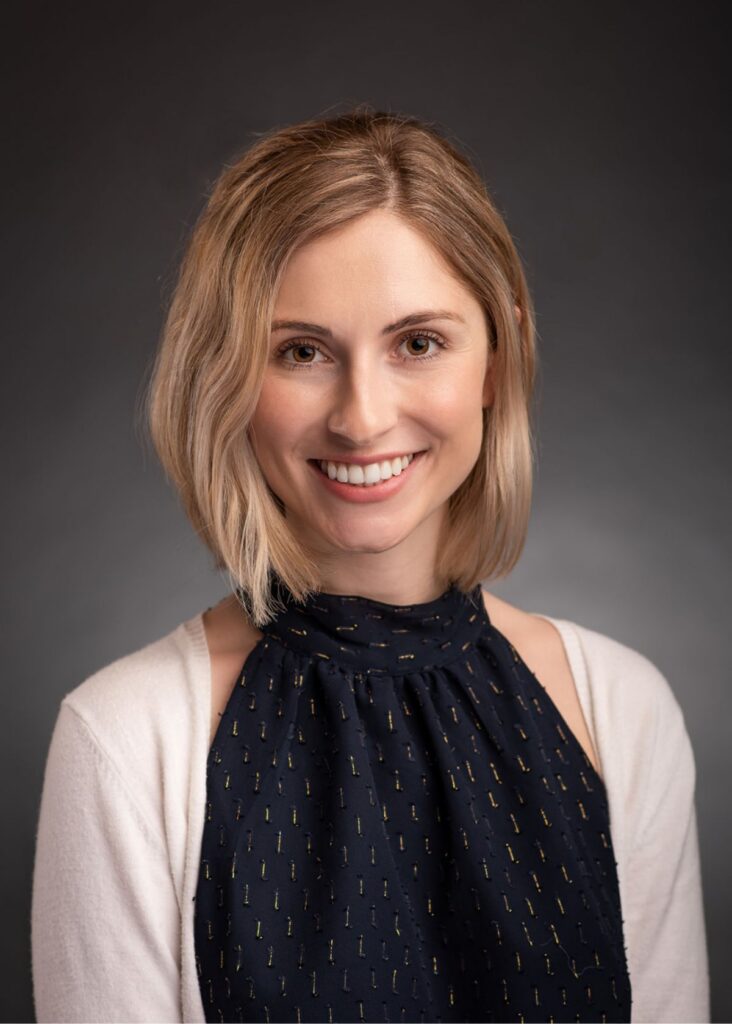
[326,359,398,447]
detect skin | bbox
[203,209,600,775]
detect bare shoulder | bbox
[481,588,601,777]
[202,595,263,747]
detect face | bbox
[249,208,494,577]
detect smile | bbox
[307,450,426,503]
[316,453,416,487]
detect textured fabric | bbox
[31,594,710,1023]
[195,579,630,1022]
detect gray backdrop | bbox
[3,1,729,1020]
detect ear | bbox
[514,303,522,325]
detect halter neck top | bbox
[194,579,631,1023]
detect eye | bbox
[397,330,446,361]
[275,329,447,370]
[277,341,327,368]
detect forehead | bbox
[273,209,481,328]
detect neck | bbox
[305,509,448,605]
[314,560,448,605]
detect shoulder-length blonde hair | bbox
[144,105,538,626]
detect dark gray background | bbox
[3,1,729,1020]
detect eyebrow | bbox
[270,309,466,337]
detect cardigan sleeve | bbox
[31,699,183,1023]
[622,668,710,1023]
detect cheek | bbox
[256,365,328,415]
[249,377,323,496]
[251,377,303,449]
[418,369,485,441]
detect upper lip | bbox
[311,450,424,466]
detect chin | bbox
[327,532,405,555]
[308,518,413,555]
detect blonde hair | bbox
[144,105,538,626]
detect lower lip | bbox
[308,452,426,503]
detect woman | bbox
[31,107,709,1023]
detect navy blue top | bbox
[194,578,631,1023]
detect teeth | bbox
[318,453,417,486]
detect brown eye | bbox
[398,331,444,361]
[278,341,326,368]
[405,336,431,356]
[291,344,317,363]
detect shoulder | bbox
[487,586,688,737]
[552,615,688,734]
[52,615,210,834]
[63,616,206,733]
[541,614,697,847]
[481,590,695,799]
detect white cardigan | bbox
[31,609,710,1023]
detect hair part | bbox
[143,104,538,626]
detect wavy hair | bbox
[144,105,538,626]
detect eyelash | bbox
[275,330,448,370]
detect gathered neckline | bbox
[237,575,490,675]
